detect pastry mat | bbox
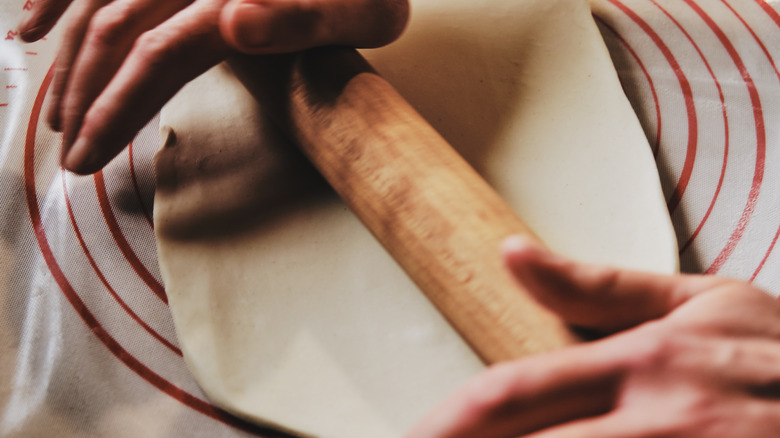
[0,0,778,436]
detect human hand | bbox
[17,0,408,175]
[408,237,780,437]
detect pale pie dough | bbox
[154,0,678,436]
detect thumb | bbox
[219,0,409,54]
[502,236,711,334]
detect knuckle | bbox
[710,280,752,299]
[88,5,138,48]
[295,1,323,21]
[673,391,722,435]
[694,277,757,303]
[706,342,740,370]
[661,395,775,437]
[283,2,325,41]
[591,268,629,296]
[629,326,687,370]
[679,278,777,331]
[623,389,721,437]
[133,30,177,67]
[749,403,780,435]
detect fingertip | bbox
[16,14,36,42]
[61,137,85,174]
[501,234,538,257]
[47,103,62,132]
[501,234,531,255]
[62,137,102,175]
[501,235,554,270]
[19,25,46,43]
[17,11,55,43]
[20,0,77,41]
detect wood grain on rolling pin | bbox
[229,47,579,364]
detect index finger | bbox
[62,0,230,174]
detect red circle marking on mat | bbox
[609,0,699,215]
[650,0,730,255]
[25,64,285,437]
[754,0,780,27]
[726,0,780,281]
[94,170,168,304]
[60,169,182,356]
[682,0,767,275]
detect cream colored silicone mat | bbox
[0,0,779,436]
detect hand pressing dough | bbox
[154,0,678,437]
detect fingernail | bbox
[228,2,275,51]
[501,235,535,255]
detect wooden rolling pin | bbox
[229,47,578,364]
